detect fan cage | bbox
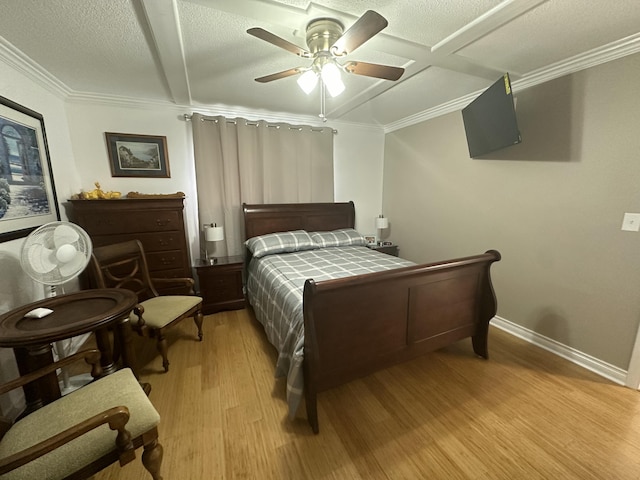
[20,222,93,286]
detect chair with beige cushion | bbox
[0,349,162,479]
[89,239,204,373]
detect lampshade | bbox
[376,216,389,229]
[297,69,318,94]
[320,62,345,97]
[205,224,224,242]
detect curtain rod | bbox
[183,114,337,134]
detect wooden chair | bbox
[0,349,162,479]
[89,239,204,373]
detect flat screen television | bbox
[462,73,521,158]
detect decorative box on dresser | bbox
[194,256,245,314]
[68,197,193,295]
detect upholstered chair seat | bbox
[130,296,202,329]
[0,351,163,479]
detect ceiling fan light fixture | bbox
[249,10,403,118]
[297,69,318,94]
[321,61,345,97]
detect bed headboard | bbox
[243,202,355,240]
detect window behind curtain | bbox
[191,114,334,257]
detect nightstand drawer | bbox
[199,271,243,301]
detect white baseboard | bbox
[491,316,627,386]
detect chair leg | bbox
[193,309,204,341]
[142,438,163,480]
[156,333,169,373]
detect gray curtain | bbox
[192,114,334,257]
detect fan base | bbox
[59,373,93,395]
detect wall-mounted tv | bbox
[462,73,521,158]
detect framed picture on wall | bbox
[105,132,170,178]
[0,95,60,243]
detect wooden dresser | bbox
[68,197,192,295]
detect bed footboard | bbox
[302,249,501,433]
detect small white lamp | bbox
[204,223,224,263]
[375,215,389,245]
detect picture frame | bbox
[0,95,60,243]
[105,132,170,178]
[364,235,377,246]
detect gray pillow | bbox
[245,230,319,258]
[310,228,367,247]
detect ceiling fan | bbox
[247,10,404,99]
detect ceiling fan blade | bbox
[247,27,311,58]
[331,10,388,56]
[255,68,302,83]
[343,61,404,81]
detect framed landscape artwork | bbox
[0,95,60,243]
[105,132,170,178]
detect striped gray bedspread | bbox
[246,246,414,417]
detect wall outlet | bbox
[621,213,640,232]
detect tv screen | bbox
[462,73,521,158]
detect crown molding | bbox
[384,33,640,133]
[3,31,638,135]
[0,37,70,98]
[513,32,640,92]
[64,90,381,132]
[65,90,181,110]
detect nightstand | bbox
[368,244,399,256]
[194,256,245,314]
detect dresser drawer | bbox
[91,232,185,253]
[76,210,182,235]
[146,250,185,272]
[151,268,190,279]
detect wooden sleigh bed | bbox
[243,201,501,433]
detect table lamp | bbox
[204,223,224,263]
[376,214,389,245]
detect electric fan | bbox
[20,221,93,393]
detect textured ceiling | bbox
[0,0,639,128]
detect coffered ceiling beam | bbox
[140,0,192,105]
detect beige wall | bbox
[64,103,386,261]
[383,53,640,369]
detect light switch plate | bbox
[621,213,640,232]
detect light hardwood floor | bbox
[93,308,640,479]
